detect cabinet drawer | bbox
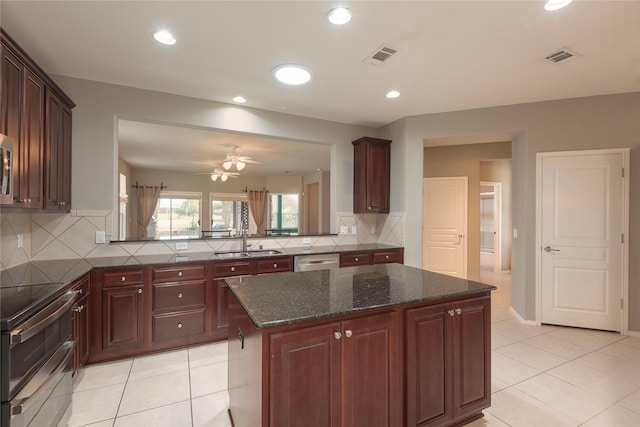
[72,274,90,297]
[213,261,252,277]
[103,270,144,287]
[372,250,403,264]
[256,257,292,274]
[152,309,206,343]
[152,265,206,283]
[339,252,371,267]
[153,280,206,312]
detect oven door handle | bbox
[10,290,79,345]
[9,339,76,417]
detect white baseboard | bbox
[626,330,640,337]
[509,306,538,326]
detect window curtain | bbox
[136,186,162,238]
[248,189,268,236]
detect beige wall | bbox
[383,92,640,331]
[423,142,511,280]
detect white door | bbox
[423,177,467,278]
[539,151,626,331]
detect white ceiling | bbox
[2,1,639,173]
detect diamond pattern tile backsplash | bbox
[0,211,404,270]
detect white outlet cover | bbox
[176,242,188,250]
[340,226,348,235]
[303,237,312,244]
[17,233,24,248]
[95,231,106,244]
[351,226,357,235]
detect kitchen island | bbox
[226,263,496,427]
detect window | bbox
[153,192,201,239]
[210,193,246,235]
[118,173,128,240]
[269,194,299,233]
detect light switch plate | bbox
[513,228,518,239]
[95,231,106,244]
[351,226,357,235]
[176,242,188,250]
[340,226,348,235]
[17,234,23,248]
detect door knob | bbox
[544,246,560,252]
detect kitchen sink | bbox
[214,249,282,258]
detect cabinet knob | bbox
[354,257,359,262]
[177,293,183,298]
[368,206,372,211]
[177,323,183,329]
[455,308,462,315]
[448,310,455,317]
[231,267,236,272]
[178,271,183,277]
[27,198,31,203]
[137,288,143,294]
[334,331,342,340]
[121,276,126,282]
[78,289,83,295]
[73,305,84,312]
[385,255,389,259]
[273,263,277,268]
[345,330,353,338]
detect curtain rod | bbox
[131,181,167,190]
[242,187,268,192]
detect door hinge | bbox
[620,298,624,309]
[621,167,625,178]
[621,234,624,244]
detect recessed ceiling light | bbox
[544,0,574,11]
[273,64,312,86]
[386,90,400,99]
[232,96,247,104]
[327,7,352,25]
[153,30,176,45]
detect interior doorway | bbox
[480,181,502,273]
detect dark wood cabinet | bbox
[45,89,72,210]
[339,252,371,267]
[352,137,391,214]
[0,30,74,210]
[71,273,90,377]
[406,296,491,427]
[339,248,403,267]
[256,256,292,274]
[213,278,229,339]
[102,283,144,351]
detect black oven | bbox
[1,283,77,427]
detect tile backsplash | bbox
[0,210,404,270]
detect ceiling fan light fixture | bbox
[222,160,233,170]
[153,30,176,45]
[236,161,246,171]
[273,64,312,86]
[210,173,218,182]
[544,0,574,11]
[327,7,351,25]
[221,174,229,182]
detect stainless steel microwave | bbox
[1,133,14,205]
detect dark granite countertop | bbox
[225,263,496,329]
[0,244,402,288]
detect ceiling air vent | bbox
[545,47,581,64]
[364,45,398,66]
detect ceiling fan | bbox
[220,146,260,171]
[195,168,239,182]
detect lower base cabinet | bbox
[71,273,90,376]
[406,296,491,427]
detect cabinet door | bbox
[212,278,229,339]
[341,311,401,427]
[270,322,342,427]
[102,285,144,351]
[1,44,23,147]
[452,296,491,419]
[72,294,90,376]
[406,302,454,427]
[353,137,391,214]
[45,90,72,209]
[19,68,45,208]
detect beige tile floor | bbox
[64,270,640,427]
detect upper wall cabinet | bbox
[352,137,391,214]
[1,29,75,211]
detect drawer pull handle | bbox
[121,276,126,282]
[178,293,183,298]
[273,263,277,268]
[178,271,183,277]
[448,310,455,317]
[137,288,143,294]
[177,323,183,329]
[355,257,359,262]
[455,308,462,315]
[385,255,389,259]
[231,267,235,272]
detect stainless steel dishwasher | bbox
[294,253,340,271]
